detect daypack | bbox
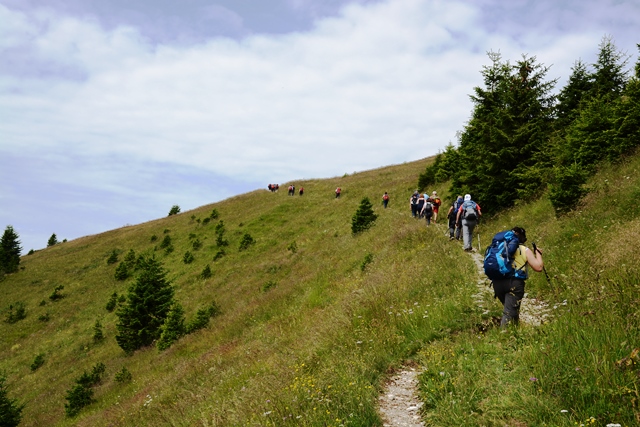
[462,201,478,221]
[483,230,521,281]
[423,201,433,214]
[383,194,389,201]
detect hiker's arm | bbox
[525,247,544,272]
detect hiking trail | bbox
[378,230,551,426]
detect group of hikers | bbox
[404,190,544,328]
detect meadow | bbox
[1,154,639,426]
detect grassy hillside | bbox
[1,154,639,426]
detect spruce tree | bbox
[452,52,556,213]
[0,374,24,427]
[351,197,378,234]
[0,225,21,275]
[156,303,186,351]
[47,233,58,247]
[115,257,174,354]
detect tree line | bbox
[419,36,640,216]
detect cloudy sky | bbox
[1,0,638,251]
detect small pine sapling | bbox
[183,251,195,264]
[114,262,129,281]
[168,205,181,216]
[49,285,65,301]
[47,233,58,247]
[351,197,378,234]
[238,233,255,251]
[30,353,45,371]
[106,250,119,265]
[93,320,104,343]
[114,367,132,383]
[4,302,26,323]
[186,301,221,334]
[157,303,187,351]
[200,265,212,279]
[106,292,118,312]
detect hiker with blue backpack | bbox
[455,194,481,251]
[483,227,544,327]
[447,195,464,240]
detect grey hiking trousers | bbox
[492,278,526,327]
[461,219,476,250]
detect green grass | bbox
[1,154,639,426]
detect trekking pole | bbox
[532,242,552,286]
[477,233,480,252]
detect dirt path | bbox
[378,367,425,427]
[378,237,551,426]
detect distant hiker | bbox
[456,194,481,251]
[275,184,279,192]
[410,191,419,218]
[382,192,390,208]
[422,196,434,226]
[335,187,341,198]
[288,185,295,196]
[416,194,425,219]
[489,227,544,328]
[268,184,273,192]
[431,191,442,223]
[447,195,464,240]
[299,187,304,196]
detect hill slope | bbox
[2,154,639,426]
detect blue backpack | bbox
[483,230,521,281]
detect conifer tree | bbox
[115,257,174,354]
[562,38,630,167]
[351,197,378,234]
[0,374,24,427]
[47,233,58,247]
[0,225,22,275]
[452,52,556,212]
[156,303,186,351]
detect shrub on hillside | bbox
[115,257,175,354]
[106,292,118,312]
[4,302,26,323]
[114,262,129,281]
[351,197,378,234]
[238,233,255,251]
[287,241,298,254]
[150,234,158,242]
[38,312,50,322]
[0,374,24,427]
[213,250,226,261]
[191,238,202,251]
[157,303,186,351]
[93,320,104,343]
[360,253,374,271]
[168,205,181,216]
[114,367,132,383]
[200,265,212,279]
[64,362,105,417]
[186,302,221,334]
[106,250,119,265]
[210,209,219,219]
[159,235,172,249]
[30,353,45,371]
[49,285,64,301]
[124,249,136,268]
[183,251,195,264]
